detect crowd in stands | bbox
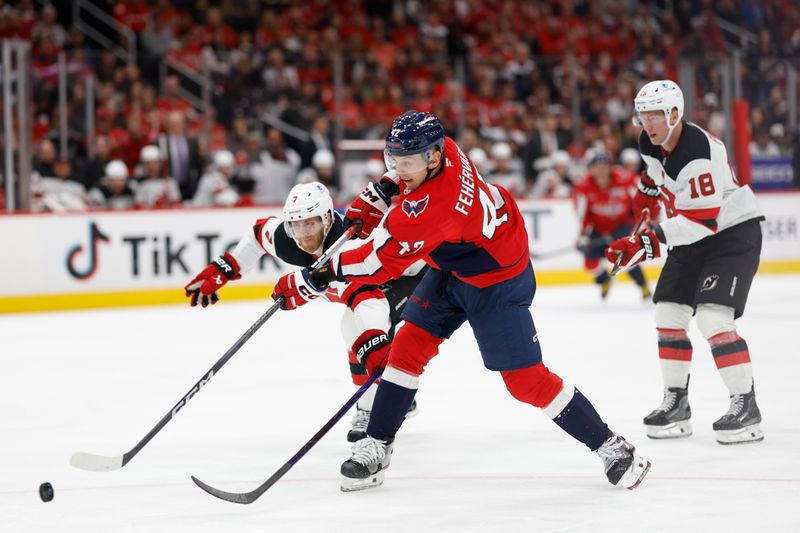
[1,0,799,212]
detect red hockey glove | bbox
[632,172,661,222]
[184,252,241,307]
[605,229,661,270]
[272,268,326,310]
[352,329,391,375]
[345,173,400,239]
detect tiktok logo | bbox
[66,221,110,280]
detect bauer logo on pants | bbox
[701,274,719,292]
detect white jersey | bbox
[230,214,424,306]
[639,122,762,247]
[38,176,88,212]
[193,170,240,207]
[135,177,182,208]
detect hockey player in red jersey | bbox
[272,111,651,492]
[573,150,651,300]
[184,181,423,441]
[607,80,764,444]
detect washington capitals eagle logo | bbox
[402,195,430,218]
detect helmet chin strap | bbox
[658,111,681,147]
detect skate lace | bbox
[350,437,386,467]
[658,389,678,412]
[350,409,370,432]
[596,434,627,470]
[724,394,745,417]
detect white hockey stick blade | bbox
[70,452,124,472]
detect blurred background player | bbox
[273,111,651,493]
[573,150,651,300]
[528,150,573,199]
[36,157,88,212]
[487,142,525,197]
[135,145,182,208]
[184,181,425,441]
[607,80,764,445]
[296,149,340,199]
[467,146,490,177]
[192,150,240,207]
[619,147,643,176]
[88,160,136,209]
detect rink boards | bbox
[2,194,799,313]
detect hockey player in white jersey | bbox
[607,80,764,445]
[192,150,240,207]
[183,182,423,440]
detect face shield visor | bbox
[284,216,325,240]
[631,110,668,127]
[384,150,430,174]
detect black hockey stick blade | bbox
[71,223,360,472]
[191,369,383,504]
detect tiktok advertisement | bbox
[2,194,798,312]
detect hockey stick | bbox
[70,222,361,472]
[191,368,383,504]
[610,209,649,277]
[529,235,612,261]
[530,245,578,260]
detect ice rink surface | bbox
[3,274,799,533]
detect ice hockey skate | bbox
[713,387,763,445]
[347,400,418,442]
[347,408,370,443]
[643,386,693,439]
[600,278,612,300]
[596,432,651,490]
[641,284,652,301]
[340,436,394,492]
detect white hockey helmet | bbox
[468,147,488,168]
[620,147,641,166]
[105,160,128,180]
[366,158,385,178]
[550,150,570,167]
[140,145,162,163]
[213,149,235,168]
[312,149,335,170]
[491,142,512,160]
[632,80,684,145]
[282,181,335,242]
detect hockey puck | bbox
[39,482,54,502]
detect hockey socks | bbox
[548,387,610,451]
[501,364,608,450]
[627,264,646,286]
[657,327,692,389]
[365,366,419,441]
[709,331,753,395]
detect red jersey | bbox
[573,168,637,234]
[334,137,530,288]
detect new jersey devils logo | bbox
[701,274,719,292]
[402,195,430,218]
